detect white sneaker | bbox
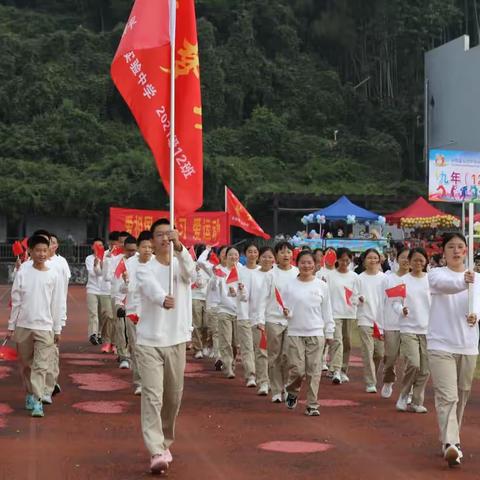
[332,371,342,384]
[119,360,130,369]
[407,392,413,405]
[381,382,394,399]
[271,394,283,403]
[194,350,203,359]
[246,375,257,388]
[134,385,142,396]
[209,350,216,359]
[365,384,377,394]
[202,347,210,357]
[42,395,53,405]
[257,383,269,396]
[340,372,350,383]
[408,404,428,413]
[444,444,461,467]
[396,395,408,411]
[322,363,329,371]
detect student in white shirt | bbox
[325,248,357,384]
[381,247,410,399]
[6,235,62,418]
[393,248,431,413]
[427,233,480,467]
[135,218,195,475]
[264,241,299,403]
[354,249,386,393]
[282,250,335,416]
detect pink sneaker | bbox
[165,449,173,463]
[101,343,111,353]
[150,454,169,475]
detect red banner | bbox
[109,207,229,247]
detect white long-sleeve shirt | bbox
[192,267,209,301]
[85,254,111,295]
[382,273,406,331]
[393,273,431,335]
[263,265,299,326]
[283,277,335,338]
[355,271,386,331]
[214,265,248,317]
[326,269,357,320]
[9,266,63,334]
[249,269,273,326]
[427,267,480,355]
[136,247,195,348]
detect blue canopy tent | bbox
[311,195,380,222]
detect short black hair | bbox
[408,247,429,271]
[150,218,170,234]
[137,230,153,246]
[274,241,293,254]
[33,229,51,240]
[49,233,58,241]
[296,249,315,265]
[92,237,103,245]
[109,231,120,241]
[124,235,137,246]
[119,231,130,238]
[28,235,50,249]
[259,246,275,257]
[225,246,239,256]
[442,232,467,249]
[244,242,259,254]
[313,248,324,255]
[336,248,352,259]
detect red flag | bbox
[292,247,301,264]
[372,322,382,339]
[0,339,17,361]
[93,243,105,261]
[385,284,407,299]
[21,237,28,250]
[115,259,127,279]
[274,287,285,309]
[12,241,24,257]
[226,266,239,284]
[188,246,197,261]
[209,251,220,266]
[111,0,203,215]
[111,246,125,257]
[226,187,270,239]
[259,329,267,350]
[213,266,226,278]
[324,249,337,266]
[344,287,353,307]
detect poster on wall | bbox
[429,149,480,203]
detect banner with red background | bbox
[109,207,230,246]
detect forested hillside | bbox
[0,0,475,222]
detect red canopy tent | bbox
[386,197,459,228]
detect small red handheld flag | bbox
[274,287,285,309]
[12,241,24,257]
[213,266,226,278]
[372,322,382,339]
[0,340,17,361]
[115,259,127,279]
[93,243,105,261]
[111,246,125,257]
[226,266,239,284]
[324,249,337,266]
[344,287,353,306]
[385,284,406,299]
[259,329,267,350]
[188,246,197,261]
[209,251,220,266]
[21,237,29,250]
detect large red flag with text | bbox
[226,187,270,239]
[111,0,203,215]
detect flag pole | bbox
[169,0,176,295]
[468,202,474,315]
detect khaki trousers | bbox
[252,327,268,386]
[341,319,354,373]
[329,318,346,372]
[44,344,60,396]
[192,299,208,353]
[358,325,384,387]
[87,293,113,342]
[217,313,238,377]
[286,336,325,408]
[206,307,219,356]
[112,298,130,361]
[428,350,477,446]
[236,320,255,380]
[383,330,401,383]
[126,319,141,387]
[14,327,54,399]
[399,333,429,405]
[266,322,289,396]
[135,343,186,456]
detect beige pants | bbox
[383,330,401,383]
[358,325,384,387]
[192,299,208,353]
[428,350,477,446]
[207,307,219,356]
[217,313,238,377]
[399,333,429,405]
[135,343,186,456]
[341,319,354,373]
[126,318,141,387]
[44,344,60,396]
[236,320,255,380]
[329,318,346,372]
[286,336,325,408]
[14,327,54,399]
[252,326,268,386]
[266,322,289,396]
[87,293,113,342]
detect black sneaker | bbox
[286,393,297,410]
[52,384,61,397]
[214,359,224,371]
[305,406,320,416]
[89,334,99,346]
[97,335,103,345]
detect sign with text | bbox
[109,207,230,246]
[429,149,480,203]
